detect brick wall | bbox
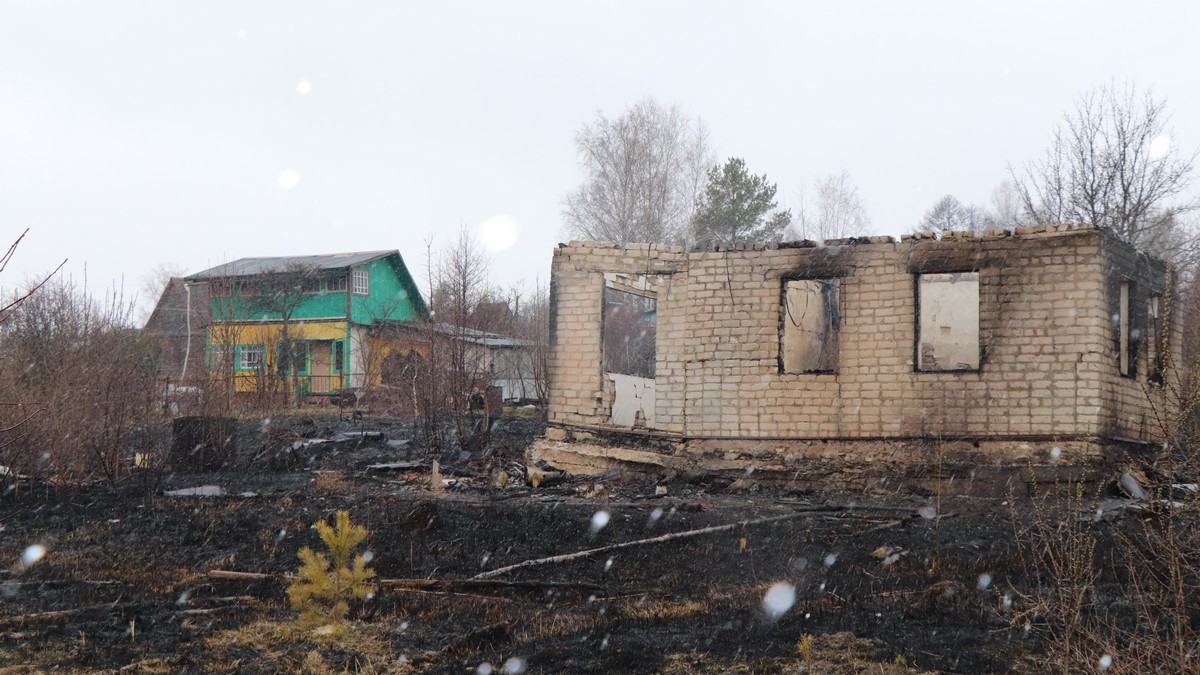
[548,225,1175,458]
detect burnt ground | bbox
[0,411,1153,674]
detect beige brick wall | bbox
[548,226,1174,448]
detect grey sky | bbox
[2,1,1198,317]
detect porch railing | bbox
[229,373,355,396]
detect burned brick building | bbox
[538,224,1179,476]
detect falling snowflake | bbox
[1148,135,1171,160]
[20,544,46,570]
[762,582,796,618]
[278,169,300,190]
[590,510,611,534]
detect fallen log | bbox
[206,571,601,592]
[0,602,119,626]
[526,465,566,488]
[207,570,284,581]
[472,511,814,580]
[380,578,601,592]
[179,606,250,616]
[365,461,424,472]
[209,595,260,604]
[3,579,119,588]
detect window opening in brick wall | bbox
[1119,282,1132,376]
[781,278,840,373]
[602,286,656,379]
[917,272,979,371]
[1147,294,1164,384]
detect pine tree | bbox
[286,511,376,627]
[691,157,791,247]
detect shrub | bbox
[0,277,163,486]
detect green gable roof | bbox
[187,251,395,279]
[191,250,429,321]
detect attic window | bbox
[916,272,980,372]
[352,269,370,295]
[327,275,348,292]
[780,279,840,373]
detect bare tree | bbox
[414,229,503,453]
[506,279,550,404]
[137,262,187,325]
[563,97,713,246]
[792,170,871,241]
[0,229,65,325]
[1010,82,1197,252]
[915,195,992,235]
[989,179,1024,229]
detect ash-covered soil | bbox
[0,412,1142,673]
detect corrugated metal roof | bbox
[433,323,535,348]
[186,250,396,279]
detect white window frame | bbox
[352,269,370,296]
[239,344,265,371]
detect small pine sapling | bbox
[287,510,376,627]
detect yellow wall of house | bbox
[209,320,349,393]
[210,321,434,393]
[226,320,349,343]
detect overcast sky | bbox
[2,1,1198,319]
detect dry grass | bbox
[313,470,352,493]
[659,631,929,674]
[206,618,414,674]
[510,607,603,642]
[620,597,711,621]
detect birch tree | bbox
[563,98,713,246]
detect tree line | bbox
[561,97,871,249]
[562,83,1198,262]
